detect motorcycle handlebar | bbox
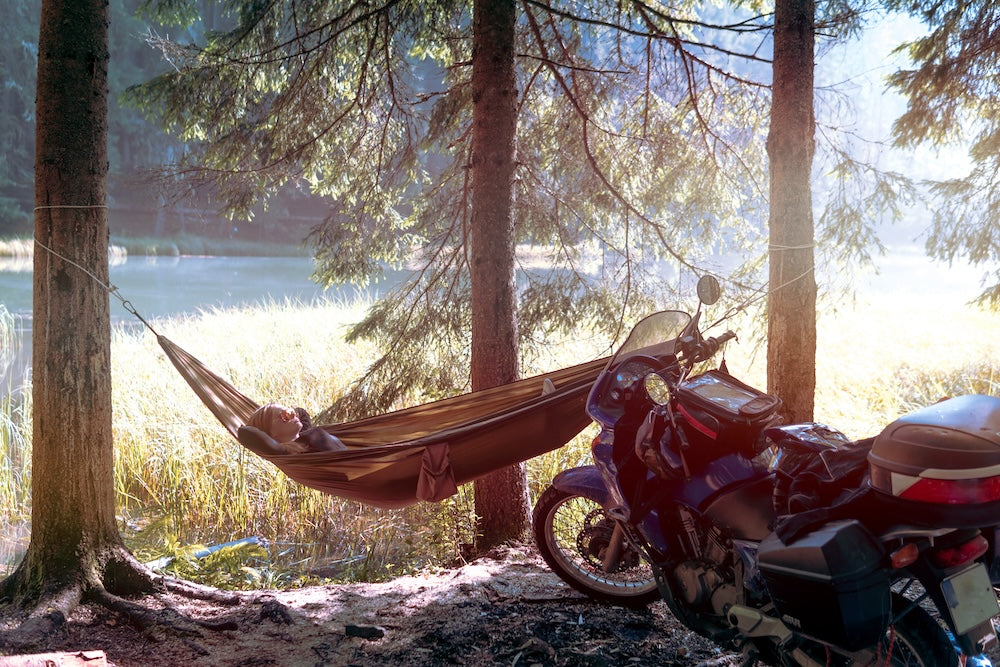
[693,330,737,362]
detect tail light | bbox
[928,534,990,569]
[897,475,1000,505]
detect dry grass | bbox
[1,293,998,585]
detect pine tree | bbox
[887,1,1000,305]
[767,0,817,422]
[3,0,233,642]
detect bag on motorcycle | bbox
[674,370,781,457]
[771,437,873,516]
[868,395,1000,526]
[758,519,890,652]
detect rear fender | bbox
[551,466,612,506]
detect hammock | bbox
[157,335,607,508]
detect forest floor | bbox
[0,543,743,666]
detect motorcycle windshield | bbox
[586,310,693,426]
[609,310,692,366]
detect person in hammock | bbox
[246,403,347,454]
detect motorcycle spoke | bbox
[533,487,660,606]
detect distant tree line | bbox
[0,0,323,240]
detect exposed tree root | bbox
[4,585,86,650]
[159,576,240,606]
[87,586,201,637]
[1,548,243,653]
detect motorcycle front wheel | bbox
[532,485,660,608]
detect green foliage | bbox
[128,1,784,406]
[137,0,204,27]
[109,0,190,179]
[817,150,917,269]
[0,0,208,229]
[140,534,290,590]
[885,1,1000,305]
[0,1,38,228]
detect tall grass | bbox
[812,297,1000,438]
[1,294,998,587]
[0,238,127,272]
[0,239,34,258]
[0,305,32,575]
[107,297,593,585]
[109,298,419,581]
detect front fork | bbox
[550,466,648,576]
[601,521,627,573]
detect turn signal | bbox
[929,534,989,569]
[890,543,920,569]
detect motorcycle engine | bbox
[672,522,740,614]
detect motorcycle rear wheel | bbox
[789,593,973,667]
[532,485,660,608]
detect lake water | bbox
[1,248,989,395]
[0,255,407,394]
[1,247,989,331]
[0,254,402,321]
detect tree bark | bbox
[4,0,131,603]
[470,0,526,550]
[766,0,816,424]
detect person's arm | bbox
[294,406,312,430]
[296,427,346,452]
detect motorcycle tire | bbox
[532,485,660,608]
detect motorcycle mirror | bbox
[697,275,721,306]
[644,373,671,406]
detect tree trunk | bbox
[5,0,131,604]
[766,0,816,424]
[470,0,526,551]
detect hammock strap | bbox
[157,335,259,439]
[33,236,161,336]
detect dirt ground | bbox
[0,544,743,667]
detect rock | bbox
[258,598,293,625]
[345,624,385,640]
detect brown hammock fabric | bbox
[157,335,606,508]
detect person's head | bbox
[247,403,302,444]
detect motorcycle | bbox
[532,275,1000,666]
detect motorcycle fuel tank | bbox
[868,395,1000,520]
